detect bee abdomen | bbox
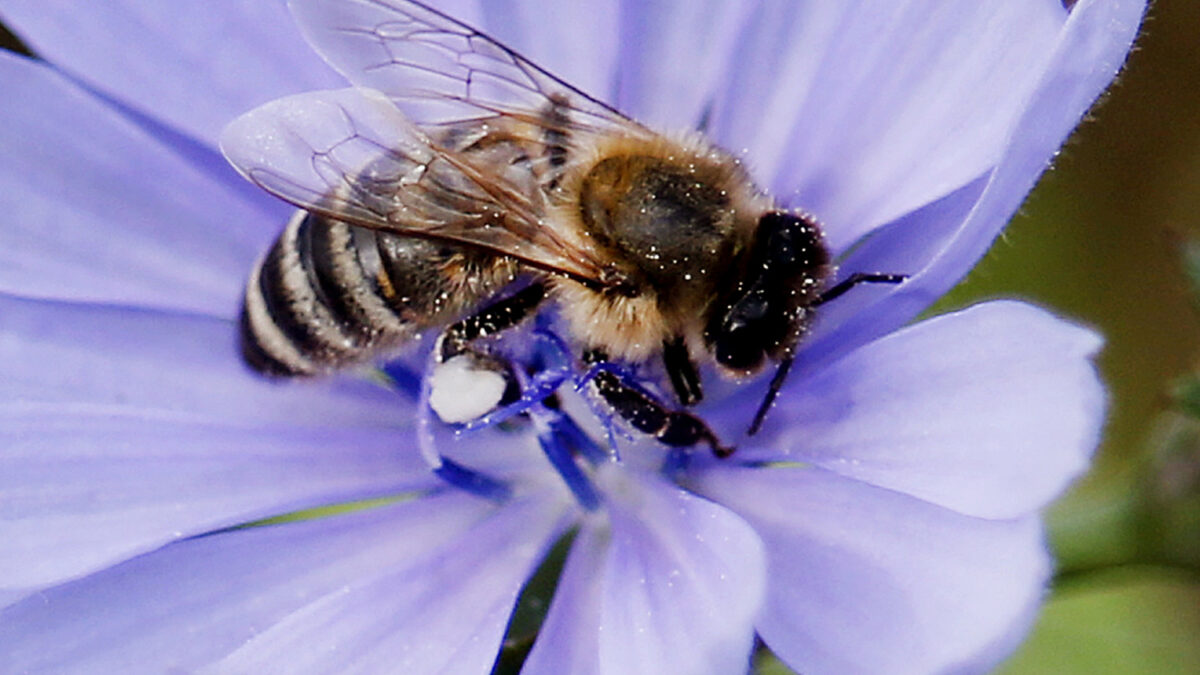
[241,211,414,376]
[241,211,518,377]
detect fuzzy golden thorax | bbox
[543,131,774,362]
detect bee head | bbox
[705,212,831,375]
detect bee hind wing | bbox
[221,86,431,227]
[287,0,646,139]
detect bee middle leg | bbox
[584,349,733,458]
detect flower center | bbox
[394,324,647,511]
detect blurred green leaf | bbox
[1182,239,1200,308]
[493,530,575,675]
[1136,414,1200,569]
[996,572,1200,674]
[1047,470,1143,574]
[755,575,1200,675]
[1172,376,1200,421]
[1050,412,1200,578]
[752,646,796,675]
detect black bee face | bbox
[705,212,832,375]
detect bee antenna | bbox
[746,272,907,436]
[747,355,795,436]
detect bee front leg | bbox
[662,335,703,406]
[584,350,733,458]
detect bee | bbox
[222,0,901,455]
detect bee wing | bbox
[221,86,611,285]
[287,0,651,142]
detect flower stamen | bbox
[531,403,603,511]
[431,457,513,503]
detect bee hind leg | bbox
[416,350,513,503]
[427,281,553,427]
[451,329,575,433]
[582,350,734,458]
[437,282,547,361]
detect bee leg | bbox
[453,329,575,433]
[583,350,733,458]
[416,350,512,503]
[746,355,795,437]
[427,282,548,424]
[437,282,547,361]
[662,335,703,406]
[427,350,522,425]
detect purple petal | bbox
[614,0,754,130]
[0,415,439,599]
[0,52,285,316]
[0,492,565,672]
[711,0,1066,249]
[794,177,987,369]
[519,526,605,674]
[693,465,1051,675]
[0,296,456,596]
[0,0,343,146]
[738,301,1102,520]
[523,468,765,675]
[480,0,620,101]
[796,0,1147,370]
[209,494,565,673]
[0,295,403,428]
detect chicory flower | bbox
[0,1,1143,673]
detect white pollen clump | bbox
[428,355,508,424]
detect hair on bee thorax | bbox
[541,130,774,362]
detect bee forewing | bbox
[288,0,641,137]
[221,86,610,285]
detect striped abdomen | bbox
[241,210,517,376]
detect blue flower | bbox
[0,1,1143,673]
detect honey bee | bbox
[222,0,901,455]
